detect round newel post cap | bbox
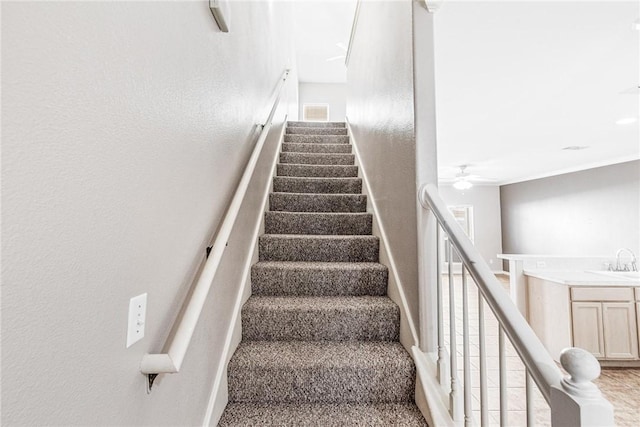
[559,347,602,398]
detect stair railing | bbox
[418,183,614,426]
[140,69,291,382]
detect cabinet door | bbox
[637,303,640,356]
[602,302,639,359]
[572,302,605,358]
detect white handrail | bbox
[141,69,291,376]
[419,183,563,402]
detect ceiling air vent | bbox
[303,104,329,122]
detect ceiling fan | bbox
[451,165,496,190]
[326,42,348,62]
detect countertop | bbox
[524,270,640,286]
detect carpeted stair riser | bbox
[287,121,346,128]
[264,212,372,235]
[227,341,415,403]
[280,152,355,165]
[259,235,379,262]
[284,134,350,144]
[269,193,367,212]
[218,402,427,427]
[251,261,388,296]
[276,164,358,178]
[281,142,352,154]
[286,127,348,135]
[242,296,399,341]
[273,177,362,194]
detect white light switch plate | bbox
[127,293,147,348]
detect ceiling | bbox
[293,1,639,185]
[293,1,357,83]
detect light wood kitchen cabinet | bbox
[571,302,605,358]
[527,275,640,365]
[571,289,638,360]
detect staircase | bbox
[218,121,427,426]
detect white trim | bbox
[344,0,362,67]
[412,347,458,427]
[201,118,287,427]
[499,154,640,186]
[346,119,420,348]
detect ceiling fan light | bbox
[453,179,473,190]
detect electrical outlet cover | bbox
[127,293,147,348]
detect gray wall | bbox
[439,185,503,271]
[299,82,347,121]
[346,1,419,331]
[1,2,296,425]
[500,160,640,257]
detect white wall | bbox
[298,82,347,121]
[500,160,640,258]
[346,0,419,333]
[439,185,503,271]
[1,2,296,425]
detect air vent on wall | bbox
[303,104,329,122]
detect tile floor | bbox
[440,273,640,426]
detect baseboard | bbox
[345,119,420,350]
[201,119,287,427]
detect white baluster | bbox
[526,371,534,426]
[478,295,489,427]
[436,226,448,386]
[550,348,615,426]
[462,267,472,427]
[448,240,462,420]
[499,327,508,427]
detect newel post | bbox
[550,348,614,426]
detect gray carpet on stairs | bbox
[219,121,426,426]
[282,142,352,153]
[269,193,367,212]
[276,164,358,177]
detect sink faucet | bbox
[615,248,638,272]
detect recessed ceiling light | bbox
[562,146,589,151]
[634,19,640,31]
[616,117,638,125]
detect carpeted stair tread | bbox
[280,152,354,165]
[242,296,399,341]
[286,127,348,135]
[264,211,372,235]
[227,341,415,403]
[276,164,358,178]
[259,234,379,262]
[269,192,367,212]
[220,120,426,425]
[273,177,362,194]
[251,261,388,296]
[218,402,427,426]
[287,121,346,128]
[282,142,352,154]
[284,134,350,144]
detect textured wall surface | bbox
[346,1,419,332]
[500,160,640,257]
[439,185,503,271]
[1,1,296,425]
[298,83,347,121]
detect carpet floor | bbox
[218,121,427,426]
